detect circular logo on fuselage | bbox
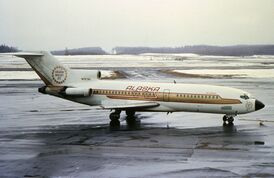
[52,66,67,84]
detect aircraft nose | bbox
[255,100,265,111]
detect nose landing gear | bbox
[223,115,234,126]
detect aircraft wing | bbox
[100,100,159,110]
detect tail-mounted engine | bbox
[39,86,92,97]
[61,88,92,96]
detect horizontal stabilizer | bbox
[0,52,44,58]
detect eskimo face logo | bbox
[52,66,67,84]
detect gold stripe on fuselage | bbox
[92,89,241,105]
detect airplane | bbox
[4,51,265,127]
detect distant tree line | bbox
[52,47,107,55]
[112,45,274,56]
[0,44,19,53]
[2,44,274,56]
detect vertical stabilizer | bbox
[12,51,71,86]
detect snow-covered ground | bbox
[0,53,274,80]
[171,69,274,78]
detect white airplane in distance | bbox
[5,51,265,127]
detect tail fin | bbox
[12,51,70,86]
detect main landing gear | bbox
[109,110,121,129]
[125,110,140,129]
[223,115,234,126]
[109,110,137,129]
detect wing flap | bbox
[100,100,159,110]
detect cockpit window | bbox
[240,94,249,100]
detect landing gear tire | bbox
[109,113,120,121]
[109,120,120,130]
[125,110,136,125]
[109,110,121,129]
[227,117,234,126]
[126,110,136,118]
[223,115,227,122]
[223,115,234,126]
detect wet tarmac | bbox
[1,55,274,177]
[1,122,274,178]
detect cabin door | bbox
[163,89,170,102]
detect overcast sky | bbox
[0,0,274,51]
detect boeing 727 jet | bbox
[6,51,265,127]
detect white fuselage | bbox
[62,80,256,115]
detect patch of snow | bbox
[173,69,274,78]
[0,71,39,79]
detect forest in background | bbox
[113,45,274,56]
[0,44,19,53]
[1,44,274,56]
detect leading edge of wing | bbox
[100,101,160,110]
